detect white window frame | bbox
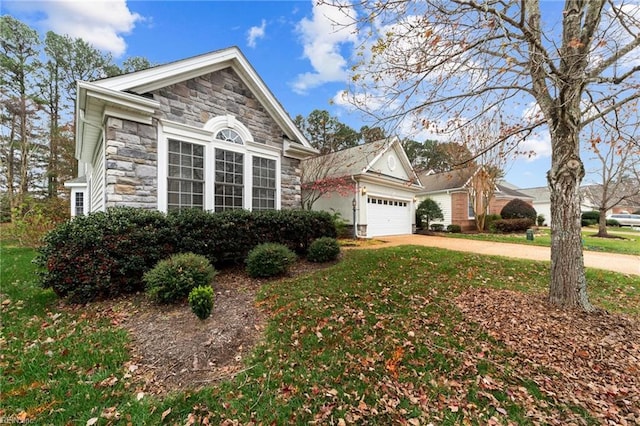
[158,117,281,212]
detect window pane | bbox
[214,148,244,211]
[167,140,205,212]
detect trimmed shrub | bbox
[307,237,340,263]
[606,218,620,227]
[580,211,599,227]
[492,218,535,233]
[484,214,501,232]
[500,199,537,221]
[536,214,545,226]
[416,198,444,229]
[188,286,214,320]
[447,224,462,233]
[430,223,445,231]
[38,208,336,303]
[144,253,216,304]
[36,207,175,303]
[246,243,296,278]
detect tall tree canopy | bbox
[325,0,640,311]
[294,109,360,154]
[0,16,153,210]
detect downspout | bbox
[351,175,362,238]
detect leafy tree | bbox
[294,110,360,154]
[360,125,386,144]
[416,198,443,229]
[324,0,640,312]
[0,15,43,215]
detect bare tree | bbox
[583,109,640,237]
[452,119,507,231]
[323,0,640,311]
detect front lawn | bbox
[2,243,639,424]
[441,227,640,255]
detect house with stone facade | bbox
[65,47,317,216]
[417,167,533,231]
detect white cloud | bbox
[518,133,552,162]
[292,1,358,94]
[7,0,142,57]
[247,19,267,48]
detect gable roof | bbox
[75,46,314,162]
[518,186,551,202]
[420,168,532,200]
[301,137,421,186]
[418,167,476,192]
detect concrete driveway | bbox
[369,234,640,276]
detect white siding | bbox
[370,150,410,180]
[90,140,105,212]
[419,192,452,225]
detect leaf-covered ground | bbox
[2,244,639,425]
[456,289,640,425]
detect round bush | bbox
[144,252,216,304]
[246,243,297,278]
[500,199,537,221]
[188,286,214,320]
[447,224,462,233]
[307,237,340,263]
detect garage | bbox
[366,196,412,237]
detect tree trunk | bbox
[596,208,608,237]
[547,123,594,312]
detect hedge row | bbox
[492,218,535,233]
[36,207,336,303]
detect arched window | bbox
[215,128,243,145]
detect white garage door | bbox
[366,196,412,237]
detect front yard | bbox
[1,243,639,424]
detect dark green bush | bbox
[430,223,445,231]
[581,211,602,227]
[38,208,335,303]
[307,237,340,263]
[606,219,620,227]
[536,214,545,226]
[447,224,462,233]
[500,199,537,221]
[188,286,214,320]
[416,198,444,229]
[246,243,296,278]
[144,253,216,304]
[492,218,535,233]
[484,214,502,232]
[36,207,175,303]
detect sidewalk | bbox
[368,234,640,276]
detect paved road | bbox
[370,234,640,277]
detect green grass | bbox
[441,227,640,255]
[1,243,638,424]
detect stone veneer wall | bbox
[152,67,302,209]
[104,117,158,209]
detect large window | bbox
[214,148,244,211]
[75,191,85,216]
[168,139,204,211]
[252,157,276,210]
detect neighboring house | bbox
[418,168,533,231]
[518,186,551,226]
[65,47,317,216]
[580,184,640,215]
[520,183,640,226]
[302,138,422,237]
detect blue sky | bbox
[3,0,563,189]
